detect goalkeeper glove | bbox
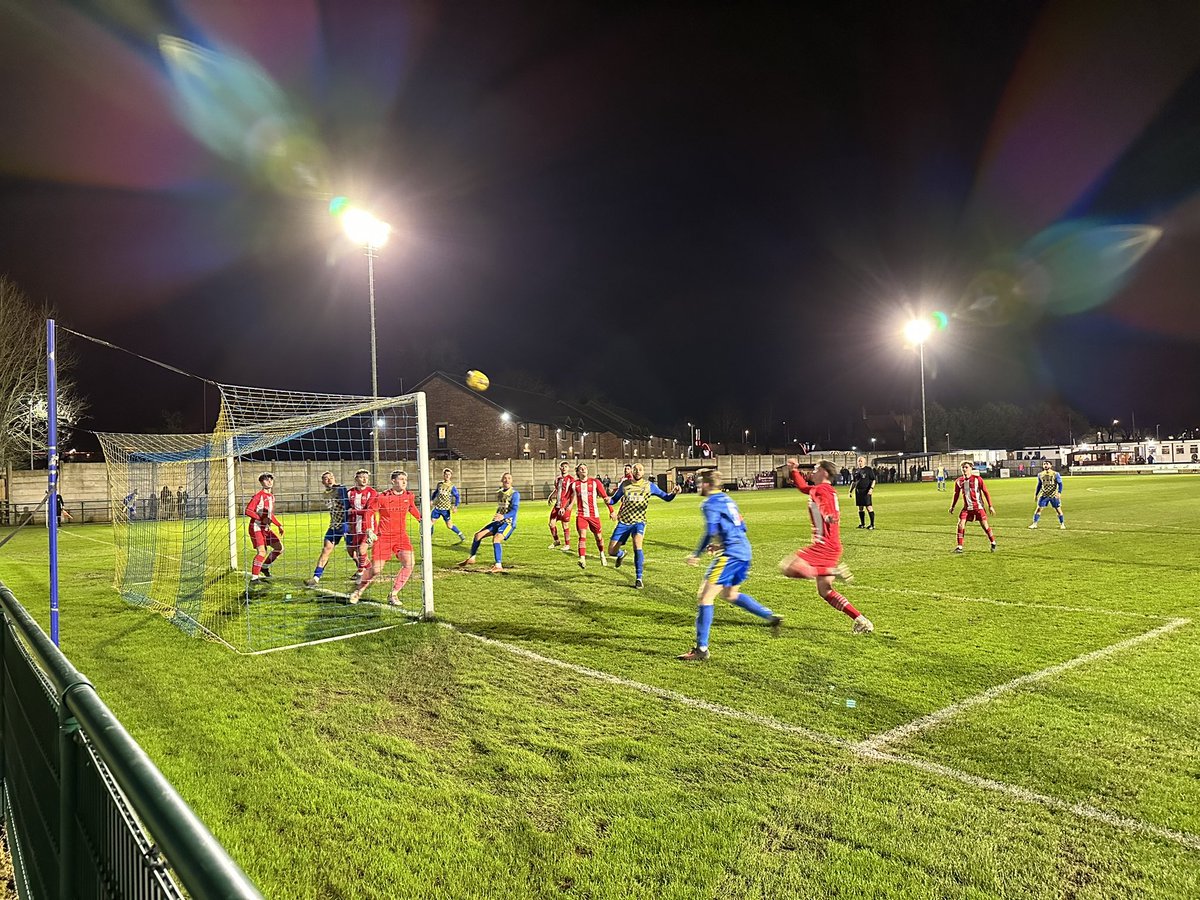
[366,530,377,545]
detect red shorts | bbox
[550,506,572,523]
[783,543,842,579]
[373,534,412,563]
[959,510,988,524]
[248,526,281,550]
[575,515,602,535]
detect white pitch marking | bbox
[855,617,1191,753]
[849,583,1172,620]
[450,625,1200,852]
[864,748,1200,852]
[450,625,850,749]
[244,620,416,655]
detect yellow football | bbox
[465,369,490,392]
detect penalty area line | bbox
[855,617,1191,753]
[447,623,1200,853]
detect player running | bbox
[349,469,422,605]
[677,469,781,662]
[347,469,378,583]
[849,455,876,529]
[607,462,679,588]
[430,468,466,543]
[950,461,997,552]
[459,472,520,573]
[305,471,353,587]
[547,461,575,551]
[1029,460,1065,529]
[572,463,614,569]
[780,459,873,634]
[245,472,284,582]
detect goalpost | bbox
[98,385,434,654]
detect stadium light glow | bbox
[375,418,386,428]
[341,208,391,249]
[904,317,934,345]
[501,412,511,422]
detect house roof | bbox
[411,372,657,439]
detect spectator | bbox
[160,485,173,520]
[177,485,189,518]
[55,492,72,526]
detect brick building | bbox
[411,372,685,460]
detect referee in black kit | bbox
[849,455,876,529]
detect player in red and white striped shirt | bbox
[949,461,997,553]
[245,472,283,580]
[572,463,614,568]
[347,469,379,582]
[547,461,575,552]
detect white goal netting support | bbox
[98,386,433,653]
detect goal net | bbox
[98,385,433,653]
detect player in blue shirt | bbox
[607,463,679,589]
[123,490,138,521]
[1028,460,1065,529]
[459,473,520,573]
[678,469,781,662]
[430,468,466,543]
[306,471,353,586]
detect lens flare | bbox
[956,222,1162,325]
[158,35,328,196]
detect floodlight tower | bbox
[341,207,392,468]
[904,317,935,455]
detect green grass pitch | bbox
[2,475,1198,898]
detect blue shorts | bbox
[431,508,453,521]
[705,554,751,587]
[324,523,349,544]
[480,520,507,536]
[1037,496,1061,509]
[610,521,645,544]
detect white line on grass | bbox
[864,748,1200,852]
[447,624,1200,853]
[854,617,1191,753]
[448,625,852,749]
[245,620,417,655]
[848,583,1173,620]
[59,529,117,549]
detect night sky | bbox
[2,1,1199,447]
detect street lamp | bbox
[945,432,950,452]
[870,437,876,454]
[341,206,392,470]
[904,317,934,454]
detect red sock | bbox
[265,550,280,566]
[824,590,861,619]
[578,540,586,558]
[983,526,995,542]
[956,529,965,547]
[251,558,263,575]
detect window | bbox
[522,451,530,460]
[538,450,546,459]
[521,422,530,437]
[435,423,448,450]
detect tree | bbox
[0,276,85,469]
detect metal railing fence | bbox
[0,581,262,899]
